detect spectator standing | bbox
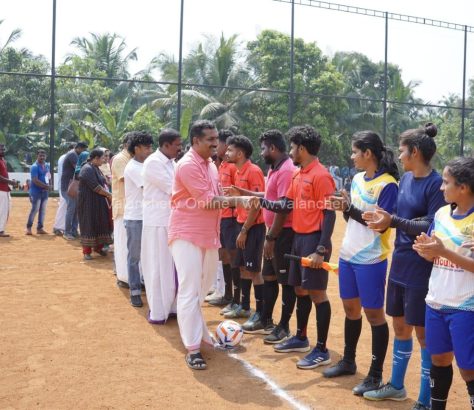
[111,135,132,287]
[26,149,51,235]
[77,149,113,260]
[53,143,75,235]
[61,141,88,240]
[123,132,153,307]
[0,143,14,237]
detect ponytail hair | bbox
[399,122,437,164]
[352,130,400,181]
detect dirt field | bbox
[0,197,467,409]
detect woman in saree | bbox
[78,148,113,260]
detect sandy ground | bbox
[0,197,467,410]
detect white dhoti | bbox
[170,239,218,351]
[53,193,67,231]
[141,225,177,323]
[113,217,129,283]
[0,191,11,232]
[212,261,225,295]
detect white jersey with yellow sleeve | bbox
[426,204,474,311]
[340,171,398,265]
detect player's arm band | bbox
[259,197,293,214]
[343,204,367,226]
[390,215,432,236]
[318,209,336,250]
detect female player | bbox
[362,124,445,409]
[324,131,399,396]
[413,156,474,410]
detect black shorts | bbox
[235,223,265,272]
[220,217,238,250]
[386,280,428,327]
[262,227,295,285]
[288,232,331,291]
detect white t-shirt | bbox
[142,149,176,227]
[124,159,144,221]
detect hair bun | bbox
[424,122,437,138]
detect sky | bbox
[2,0,474,103]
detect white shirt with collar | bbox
[142,149,176,227]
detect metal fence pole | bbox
[177,0,184,133]
[460,25,467,156]
[383,11,388,143]
[50,0,57,186]
[289,0,295,128]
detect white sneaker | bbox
[205,290,223,302]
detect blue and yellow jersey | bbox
[426,204,474,311]
[340,171,398,264]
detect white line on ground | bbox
[228,352,313,410]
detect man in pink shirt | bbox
[168,120,251,370]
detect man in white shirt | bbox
[141,129,183,323]
[123,132,153,307]
[53,143,75,235]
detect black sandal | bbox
[185,352,207,370]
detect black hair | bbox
[287,125,321,156]
[352,130,400,181]
[218,129,234,144]
[399,122,437,164]
[158,128,181,147]
[37,149,46,155]
[67,142,76,150]
[122,133,134,145]
[76,141,88,149]
[190,120,216,144]
[89,148,104,160]
[259,129,286,153]
[127,132,154,155]
[445,157,474,193]
[227,135,253,159]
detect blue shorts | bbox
[386,281,428,327]
[338,258,387,309]
[425,305,474,370]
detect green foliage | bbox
[0,25,472,170]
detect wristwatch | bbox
[265,233,277,241]
[316,245,327,256]
[241,226,248,234]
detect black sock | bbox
[315,300,331,352]
[466,380,474,410]
[254,283,264,314]
[368,323,389,379]
[262,280,279,322]
[343,317,362,364]
[296,295,312,340]
[430,364,453,410]
[223,264,233,300]
[279,284,296,330]
[231,267,241,304]
[240,279,252,310]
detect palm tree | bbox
[150,33,258,131]
[67,33,137,81]
[0,19,22,54]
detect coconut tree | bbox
[150,33,258,132]
[67,33,138,82]
[0,19,21,54]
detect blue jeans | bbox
[124,219,143,296]
[61,188,78,236]
[27,191,48,229]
